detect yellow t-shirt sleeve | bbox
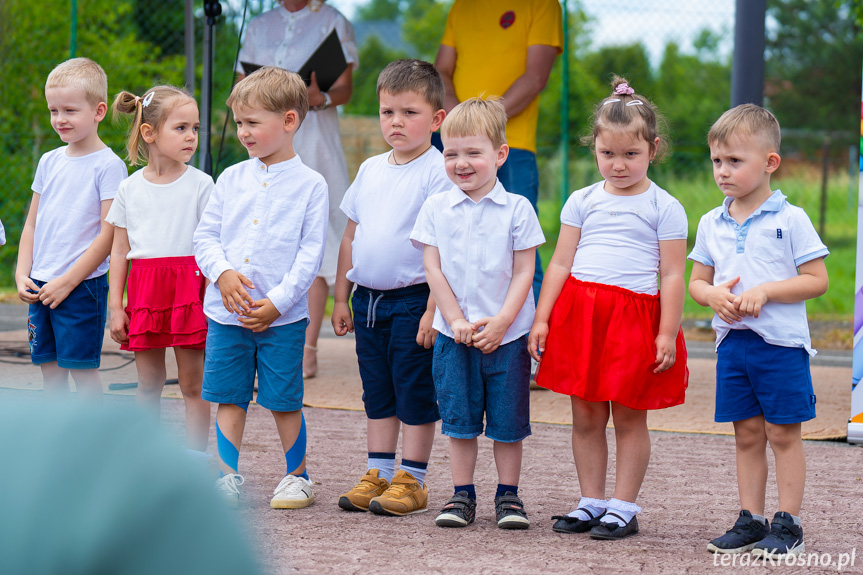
[440,0,459,47]
[528,0,564,51]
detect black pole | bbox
[731,0,766,107]
[199,1,222,176]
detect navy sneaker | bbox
[707,510,770,554]
[495,492,530,529]
[752,512,805,558]
[435,492,476,528]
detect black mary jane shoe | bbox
[589,514,639,540]
[551,508,605,534]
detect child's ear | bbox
[283,110,299,132]
[765,152,781,174]
[431,109,446,132]
[95,102,108,122]
[140,123,156,143]
[496,143,509,167]
[650,136,660,160]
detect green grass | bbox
[536,161,857,320]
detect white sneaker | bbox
[215,473,245,508]
[270,474,315,509]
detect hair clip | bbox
[142,92,155,107]
[614,83,635,95]
[626,100,644,107]
[602,98,621,106]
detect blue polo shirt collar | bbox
[716,189,786,222]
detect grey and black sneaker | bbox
[435,491,477,527]
[707,510,770,554]
[495,492,530,529]
[751,512,805,558]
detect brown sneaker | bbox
[338,469,389,512]
[368,470,429,516]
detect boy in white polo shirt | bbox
[332,60,451,517]
[689,104,829,558]
[194,67,328,509]
[15,57,127,399]
[411,96,544,529]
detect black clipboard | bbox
[240,29,347,92]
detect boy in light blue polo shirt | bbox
[689,104,829,559]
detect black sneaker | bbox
[752,512,805,558]
[707,510,770,554]
[435,492,476,528]
[495,492,530,529]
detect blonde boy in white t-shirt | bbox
[15,58,127,399]
[410,96,545,529]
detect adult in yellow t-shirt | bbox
[434,0,562,301]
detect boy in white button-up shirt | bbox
[194,67,328,510]
[689,105,828,558]
[411,97,545,530]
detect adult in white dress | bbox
[238,0,358,378]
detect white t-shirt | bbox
[562,180,688,295]
[688,190,829,355]
[30,146,127,281]
[106,166,214,259]
[341,148,451,290]
[411,181,546,345]
[0,219,5,246]
[238,4,359,284]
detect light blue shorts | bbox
[202,319,305,412]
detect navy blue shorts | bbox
[202,319,305,412]
[28,274,108,369]
[352,284,439,425]
[432,333,531,442]
[715,329,816,424]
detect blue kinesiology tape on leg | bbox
[235,401,249,412]
[216,421,240,474]
[284,412,307,478]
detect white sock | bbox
[752,513,767,525]
[604,498,642,526]
[566,497,607,521]
[399,463,428,487]
[368,456,396,482]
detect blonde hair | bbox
[584,75,669,162]
[227,66,308,124]
[45,58,108,107]
[113,86,196,166]
[441,96,507,149]
[708,103,781,153]
[376,59,445,111]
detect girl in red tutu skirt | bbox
[106,86,213,453]
[529,77,688,540]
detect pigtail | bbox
[113,90,147,166]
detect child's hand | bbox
[217,270,255,316]
[705,276,741,324]
[416,309,437,349]
[733,285,769,318]
[15,275,40,305]
[37,276,75,309]
[331,301,354,336]
[528,321,548,362]
[472,315,508,354]
[238,298,280,332]
[110,308,130,344]
[450,318,476,346]
[653,333,676,373]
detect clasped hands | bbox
[217,270,280,332]
[706,276,768,324]
[450,316,508,354]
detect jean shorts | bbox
[353,283,439,425]
[715,329,816,424]
[202,319,305,412]
[432,333,531,442]
[28,274,108,369]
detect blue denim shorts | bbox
[28,274,108,369]
[202,319,305,412]
[353,284,439,425]
[432,333,531,442]
[715,329,816,424]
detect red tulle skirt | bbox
[535,277,688,410]
[122,256,207,352]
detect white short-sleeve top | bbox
[562,180,688,295]
[106,166,214,260]
[688,190,829,355]
[30,146,127,281]
[411,180,546,345]
[340,148,451,290]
